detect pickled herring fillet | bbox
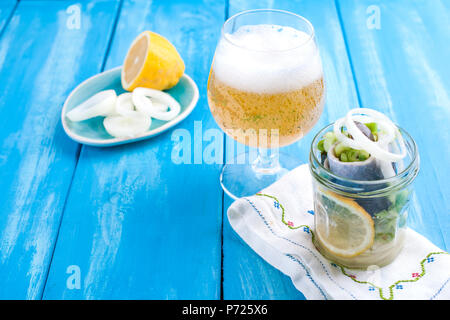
[327,143,392,215]
[355,121,375,141]
[327,144,384,181]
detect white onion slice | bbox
[373,119,396,145]
[66,90,117,121]
[132,87,181,121]
[152,101,169,112]
[116,93,141,117]
[103,114,151,138]
[346,108,404,152]
[344,108,406,162]
[333,117,361,149]
[348,114,374,124]
[131,91,168,113]
[345,114,395,144]
[349,108,399,142]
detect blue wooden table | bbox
[0,0,448,300]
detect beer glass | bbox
[207,9,325,199]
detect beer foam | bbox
[213,24,323,93]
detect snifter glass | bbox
[207,9,325,199]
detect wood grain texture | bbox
[0,0,120,299]
[0,0,16,35]
[222,0,360,299]
[1,0,446,301]
[336,0,450,250]
[43,0,225,299]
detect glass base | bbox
[220,151,303,200]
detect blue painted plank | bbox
[0,0,121,299]
[43,0,225,299]
[223,0,360,299]
[0,0,16,35]
[336,0,450,250]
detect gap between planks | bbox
[39,0,125,300]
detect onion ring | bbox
[103,114,151,138]
[66,90,117,121]
[345,108,406,162]
[116,93,141,117]
[333,117,361,149]
[132,87,181,121]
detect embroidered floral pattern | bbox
[338,252,449,300]
[256,193,311,230]
[254,192,450,300]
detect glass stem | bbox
[252,147,281,174]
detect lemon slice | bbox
[315,190,375,258]
[121,31,185,91]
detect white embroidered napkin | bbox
[227,164,450,300]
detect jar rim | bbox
[309,122,420,192]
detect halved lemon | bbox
[315,190,375,258]
[121,31,185,91]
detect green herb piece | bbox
[374,209,398,243]
[319,130,372,162]
[393,190,410,213]
[317,132,338,153]
[348,150,358,162]
[334,143,349,157]
[317,139,325,152]
[374,190,411,242]
[337,148,370,162]
[358,150,370,161]
[365,122,378,134]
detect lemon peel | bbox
[121,31,185,91]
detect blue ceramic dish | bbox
[61,66,199,147]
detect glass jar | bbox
[309,123,420,269]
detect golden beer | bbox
[207,24,325,148]
[208,72,325,147]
